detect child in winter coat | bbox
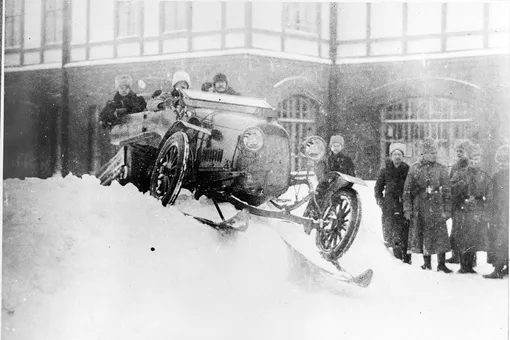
[304,135,356,217]
[147,71,191,112]
[99,75,147,128]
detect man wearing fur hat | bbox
[446,139,473,264]
[147,71,191,111]
[374,142,411,263]
[212,73,240,96]
[450,144,491,274]
[403,137,453,273]
[484,144,509,279]
[99,75,147,128]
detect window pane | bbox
[446,34,483,51]
[117,2,140,37]
[6,18,14,47]
[489,2,510,29]
[338,3,366,40]
[192,2,221,32]
[225,2,244,28]
[287,3,317,33]
[446,3,483,32]
[370,3,403,38]
[46,12,56,43]
[164,2,188,32]
[407,3,441,36]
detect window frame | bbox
[43,0,64,46]
[5,0,24,49]
[161,1,190,34]
[115,0,143,39]
[284,2,321,36]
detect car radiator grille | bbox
[201,149,223,163]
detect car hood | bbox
[196,110,265,131]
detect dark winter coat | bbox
[403,159,452,255]
[316,151,356,182]
[99,91,146,128]
[487,168,509,265]
[450,166,490,253]
[449,158,470,251]
[375,159,410,248]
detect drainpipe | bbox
[327,2,339,138]
[54,0,71,176]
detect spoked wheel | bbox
[315,187,362,260]
[150,132,189,206]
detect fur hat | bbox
[115,75,132,89]
[213,73,228,84]
[389,142,406,156]
[468,144,482,158]
[329,135,344,148]
[171,71,191,88]
[454,139,472,152]
[495,144,509,166]
[421,137,437,154]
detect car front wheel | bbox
[150,131,189,206]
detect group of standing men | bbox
[375,138,509,278]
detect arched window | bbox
[277,95,318,172]
[381,97,474,167]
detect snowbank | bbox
[2,176,508,340]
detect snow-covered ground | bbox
[2,175,508,340]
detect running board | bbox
[96,147,127,186]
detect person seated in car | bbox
[212,73,240,96]
[201,82,214,92]
[147,71,191,111]
[98,75,147,128]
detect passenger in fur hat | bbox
[375,142,411,263]
[99,75,146,128]
[303,133,356,218]
[212,73,240,95]
[450,142,490,274]
[403,137,453,273]
[485,144,509,278]
[446,138,473,264]
[147,71,191,111]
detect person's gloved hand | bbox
[442,211,451,221]
[376,197,383,207]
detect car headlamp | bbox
[242,127,264,152]
[299,136,327,161]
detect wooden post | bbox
[55,0,72,176]
[327,2,338,138]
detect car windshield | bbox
[181,89,275,117]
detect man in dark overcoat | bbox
[446,139,473,264]
[450,144,490,273]
[375,142,411,263]
[403,137,453,273]
[484,144,509,279]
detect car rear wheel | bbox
[315,187,362,260]
[150,131,189,206]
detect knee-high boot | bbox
[421,255,432,270]
[437,253,453,273]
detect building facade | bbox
[4,1,510,179]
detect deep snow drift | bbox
[2,175,508,340]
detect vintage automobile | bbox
[97,89,366,262]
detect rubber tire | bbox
[150,131,189,206]
[315,187,362,260]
